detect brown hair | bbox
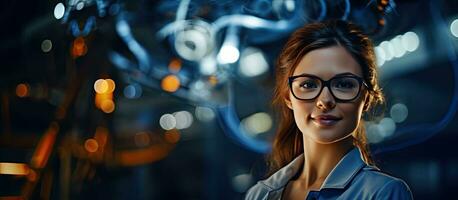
[267,20,384,176]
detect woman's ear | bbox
[285,96,293,110]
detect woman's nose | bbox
[316,87,336,111]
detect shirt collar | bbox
[260,148,366,190]
[321,148,366,189]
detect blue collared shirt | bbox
[245,148,413,200]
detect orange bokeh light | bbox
[84,139,99,153]
[164,130,180,144]
[94,79,109,94]
[208,76,218,86]
[31,122,59,169]
[105,79,116,93]
[161,74,180,92]
[27,169,37,182]
[100,99,115,113]
[134,132,151,147]
[71,37,87,58]
[168,58,182,73]
[0,162,30,176]
[16,83,29,97]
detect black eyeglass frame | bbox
[288,74,369,102]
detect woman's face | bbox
[285,45,368,144]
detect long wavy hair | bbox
[267,20,385,176]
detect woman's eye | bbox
[300,81,318,89]
[335,80,356,88]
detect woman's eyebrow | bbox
[294,72,357,77]
[334,72,357,77]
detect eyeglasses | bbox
[288,74,368,102]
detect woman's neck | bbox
[297,136,355,190]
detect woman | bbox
[245,20,413,199]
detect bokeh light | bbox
[94,79,109,94]
[239,47,269,77]
[401,31,420,52]
[159,114,176,130]
[76,2,85,10]
[105,79,116,93]
[195,106,215,122]
[161,74,180,92]
[72,37,88,58]
[391,35,406,58]
[16,83,29,98]
[173,111,194,130]
[450,19,458,38]
[0,162,30,175]
[379,117,396,138]
[168,58,182,73]
[217,44,240,64]
[41,39,52,53]
[100,99,115,113]
[123,84,142,99]
[134,132,151,147]
[164,130,181,143]
[380,41,394,61]
[84,139,99,153]
[53,3,65,20]
[241,112,273,135]
[390,103,409,123]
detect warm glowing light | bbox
[16,83,29,97]
[95,92,113,108]
[84,139,99,153]
[241,112,273,135]
[27,169,37,181]
[134,132,151,147]
[164,130,181,143]
[0,162,30,175]
[106,79,116,93]
[161,75,180,92]
[115,145,170,166]
[72,37,87,58]
[100,99,115,113]
[168,58,182,72]
[94,79,109,94]
[94,127,108,148]
[31,122,59,169]
[208,76,218,86]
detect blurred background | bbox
[0,0,458,199]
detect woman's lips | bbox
[311,115,342,127]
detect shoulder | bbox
[244,181,272,200]
[353,166,413,199]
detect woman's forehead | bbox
[293,46,363,79]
